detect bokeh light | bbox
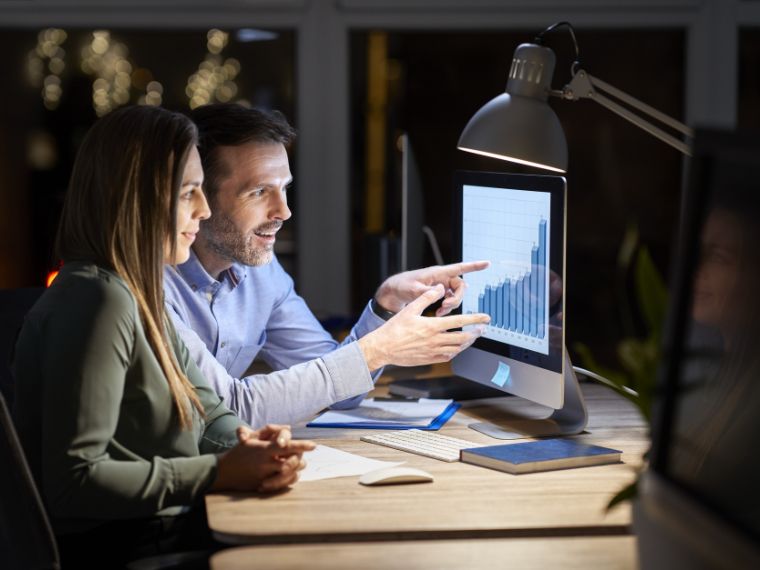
[186,29,242,109]
[26,28,67,109]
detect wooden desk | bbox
[210,536,638,569]
[206,381,647,546]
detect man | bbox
[164,103,489,427]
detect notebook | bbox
[460,439,622,474]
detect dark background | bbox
[1,26,759,367]
[350,28,686,365]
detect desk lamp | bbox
[457,21,694,172]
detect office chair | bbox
[1,391,212,570]
[0,287,44,405]
[0,390,61,570]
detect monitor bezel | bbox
[452,170,566,374]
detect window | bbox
[0,27,294,287]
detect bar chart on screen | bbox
[461,184,551,355]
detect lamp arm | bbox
[557,69,694,157]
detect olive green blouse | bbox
[12,262,246,534]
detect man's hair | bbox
[189,103,297,201]
[56,105,204,429]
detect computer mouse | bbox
[358,466,434,486]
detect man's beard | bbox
[201,210,281,267]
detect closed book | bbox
[460,439,622,474]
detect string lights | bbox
[27,28,245,114]
[26,28,67,110]
[80,31,134,116]
[185,29,242,109]
[138,81,164,107]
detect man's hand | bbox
[374,261,490,316]
[358,284,491,370]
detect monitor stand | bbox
[467,351,588,440]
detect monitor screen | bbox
[452,171,569,415]
[454,171,565,375]
[651,130,760,545]
[461,184,552,356]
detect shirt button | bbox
[191,284,198,292]
[220,341,227,348]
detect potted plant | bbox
[573,225,667,509]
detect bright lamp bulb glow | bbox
[458,146,566,173]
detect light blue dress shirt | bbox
[163,250,385,427]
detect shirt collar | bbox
[176,248,248,291]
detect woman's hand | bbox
[210,425,316,493]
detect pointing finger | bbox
[432,312,490,330]
[437,260,489,277]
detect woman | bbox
[12,105,315,568]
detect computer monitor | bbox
[637,130,760,568]
[359,135,444,318]
[451,170,587,439]
[390,140,506,399]
[400,134,444,271]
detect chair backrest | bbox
[0,391,61,570]
[0,287,44,405]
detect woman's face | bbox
[692,209,743,331]
[165,146,210,265]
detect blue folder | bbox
[306,401,461,430]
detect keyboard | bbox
[361,429,482,462]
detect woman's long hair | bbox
[56,105,203,429]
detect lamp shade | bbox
[458,43,568,173]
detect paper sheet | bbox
[299,445,403,482]
[308,398,455,427]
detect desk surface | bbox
[206,379,647,546]
[210,536,638,570]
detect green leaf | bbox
[615,339,655,422]
[616,223,640,274]
[635,248,668,338]
[607,479,639,511]
[617,338,648,378]
[616,223,640,337]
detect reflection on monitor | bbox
[638,130,760,568]
[452,170,587,439]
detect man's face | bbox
[200,141,292,267]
